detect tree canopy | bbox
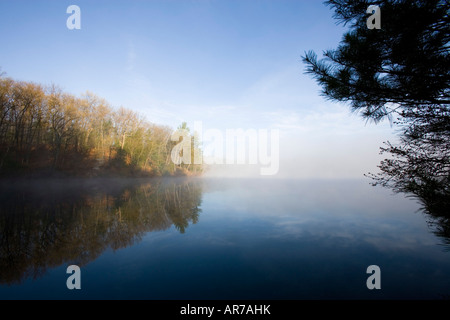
[303,0,450,214]
[0,72,202,177]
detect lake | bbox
[0,177,449,300]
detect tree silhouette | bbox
[303,0,450,215]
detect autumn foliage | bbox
[0,74,202,177]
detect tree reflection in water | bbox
[414,188,450,251]
[372,176,450,251]
[0,178,203,285]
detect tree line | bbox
[0,72,202,177]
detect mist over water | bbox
[200,115,396,179]
[1,177,448,299]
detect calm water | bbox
[0,177,449,300]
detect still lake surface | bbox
[0,177,449,299]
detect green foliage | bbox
[303,0,449,215]
[304,0,449,122]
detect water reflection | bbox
[369,163,450,251]
[0,178,203,285]
[414,191,450,251]
[1,178,449,299]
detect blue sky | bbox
[0,0,396,178]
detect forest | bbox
[0,72,202,177]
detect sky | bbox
[0,0,397,178]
